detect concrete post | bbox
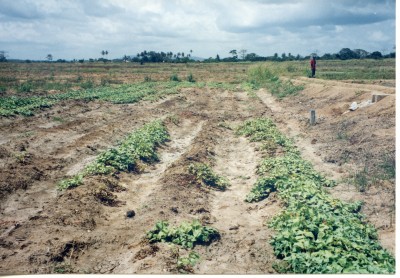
[310,110,316,125]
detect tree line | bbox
[116,48,395,63]
[203,48,395,62]
[0,48,395,63]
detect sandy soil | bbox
[0,77,395,274]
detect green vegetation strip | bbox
[0,82,182,116]
[0,80,241,117]
[58,119,169,189]
[147,220,220,249]
[237,118,395,274]
[247,65,304,98]
[188,162,230,191]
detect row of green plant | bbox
[188,162,230,191]
[147,220,220,249]
[236,117,299,156]
[0,81,184,116]
[237,118,395,274]
[247,65,304,98]
[58,120,169,189]
[0,76,103,94]
[0,80,243,117]
[0,96,53,116]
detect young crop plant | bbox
[58,174,84,190]
[236,118,299,155]
[58,120,169,190]
[177,251,200,273]
[237,118,395,274]
[188,162,230,191]
[147,220,220,249]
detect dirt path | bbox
[197,126,279,274]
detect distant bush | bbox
[186,73,195,82]
[16,81,34,93]
[170,73,180,82]
[80,79,94,89]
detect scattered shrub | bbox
[186,73,195,82]
[170,74,180,82]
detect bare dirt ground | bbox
[0,77,395,274]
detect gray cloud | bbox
[0,0,395,60]
[215,0,395,33]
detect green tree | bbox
[353,49,368,59]
[229,49,238,60]
[338,48,357,60]
[368,51,383,59]
[123,55,129,62]
[245,53,258,61]
[46,54,53,62]
[0,50,7,62]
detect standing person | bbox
[310,56,316,78]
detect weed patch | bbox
[379,152,395,180]
[247,65,304,98]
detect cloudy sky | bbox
[0,0,396,60]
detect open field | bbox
[0,60,396,274]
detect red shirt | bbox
[310,59,316,69]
